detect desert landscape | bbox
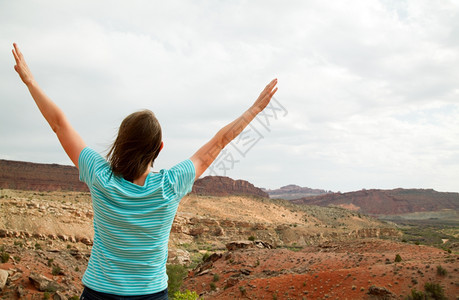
[0,159,458,299]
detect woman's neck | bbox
[132,167,151,186]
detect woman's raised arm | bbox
[190,79,278,180]
[12,43,86,168]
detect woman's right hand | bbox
[12,43,35,86]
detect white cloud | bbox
[1,0,458,192]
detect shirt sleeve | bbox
[78,147,107,186]
[162,159,196,200]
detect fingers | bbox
[13,43,22,58]
[264,78,277,91]
[12,43,26,64]
[12,48,19,64]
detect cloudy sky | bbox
[1,0,458,193]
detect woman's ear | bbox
[159,141,164,152]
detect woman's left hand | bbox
[12,43,35,86]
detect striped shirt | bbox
[78,147,195,295]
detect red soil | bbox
[183,239,459,299]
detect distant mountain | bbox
[290,188,459,215]
[264,184,330,200]
[0,159,88,192]
[0,159,268,198]
[192,176,268,198]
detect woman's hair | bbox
[107,110,162,182]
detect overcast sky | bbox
[1,0,458,193]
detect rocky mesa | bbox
[291,188,459,216]
[0,159,267,199]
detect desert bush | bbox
[210,282,216,291]
[239,286,246,295]
[248,236,255,241]
[52,265,62,275]
[167,264,188,298]
[213,273,220,282]
[173,290,200,300]
[202,252,210,262]
[406,288,425,300]
[405,282,446,300]
[424,282,446,300]
[35,243,42,250]
[436,265,447,276]
[395,254,402,262]
[43,292,50,299]
[1,251,9,263]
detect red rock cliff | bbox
[0,159,88,192]
[192,176,268,198]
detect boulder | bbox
[254,240,273,249]
[367,285,396,299]
[29,272,61,292]
[168,248,191,265]
[226,241,253,251]
[80,237,93,246]
[0,269,9,291]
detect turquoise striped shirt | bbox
[78,147,195,295]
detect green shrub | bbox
[52,265,62,275]
[239,286,246,295]
[406,288,425,300]
[248,236,255,241]
[43,292,50,300]
[213,273,220,282]
[202,252,210,262]
[35,243,42,250]
[167,264,188,298]
[395,254,402,263]
[173,290,200,300]
[424,282,446,300]
[436,265,447,276]
[210,282,216,290]
[1,251,9,263]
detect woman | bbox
[12,43,278,299]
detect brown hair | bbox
[107,110,162,182]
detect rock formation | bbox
[0,159,87,192]
[264,184,330,200]
[191,176,268,198]
[291,188,459,215]
[0,160,268,198]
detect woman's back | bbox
[79,147,195,295]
